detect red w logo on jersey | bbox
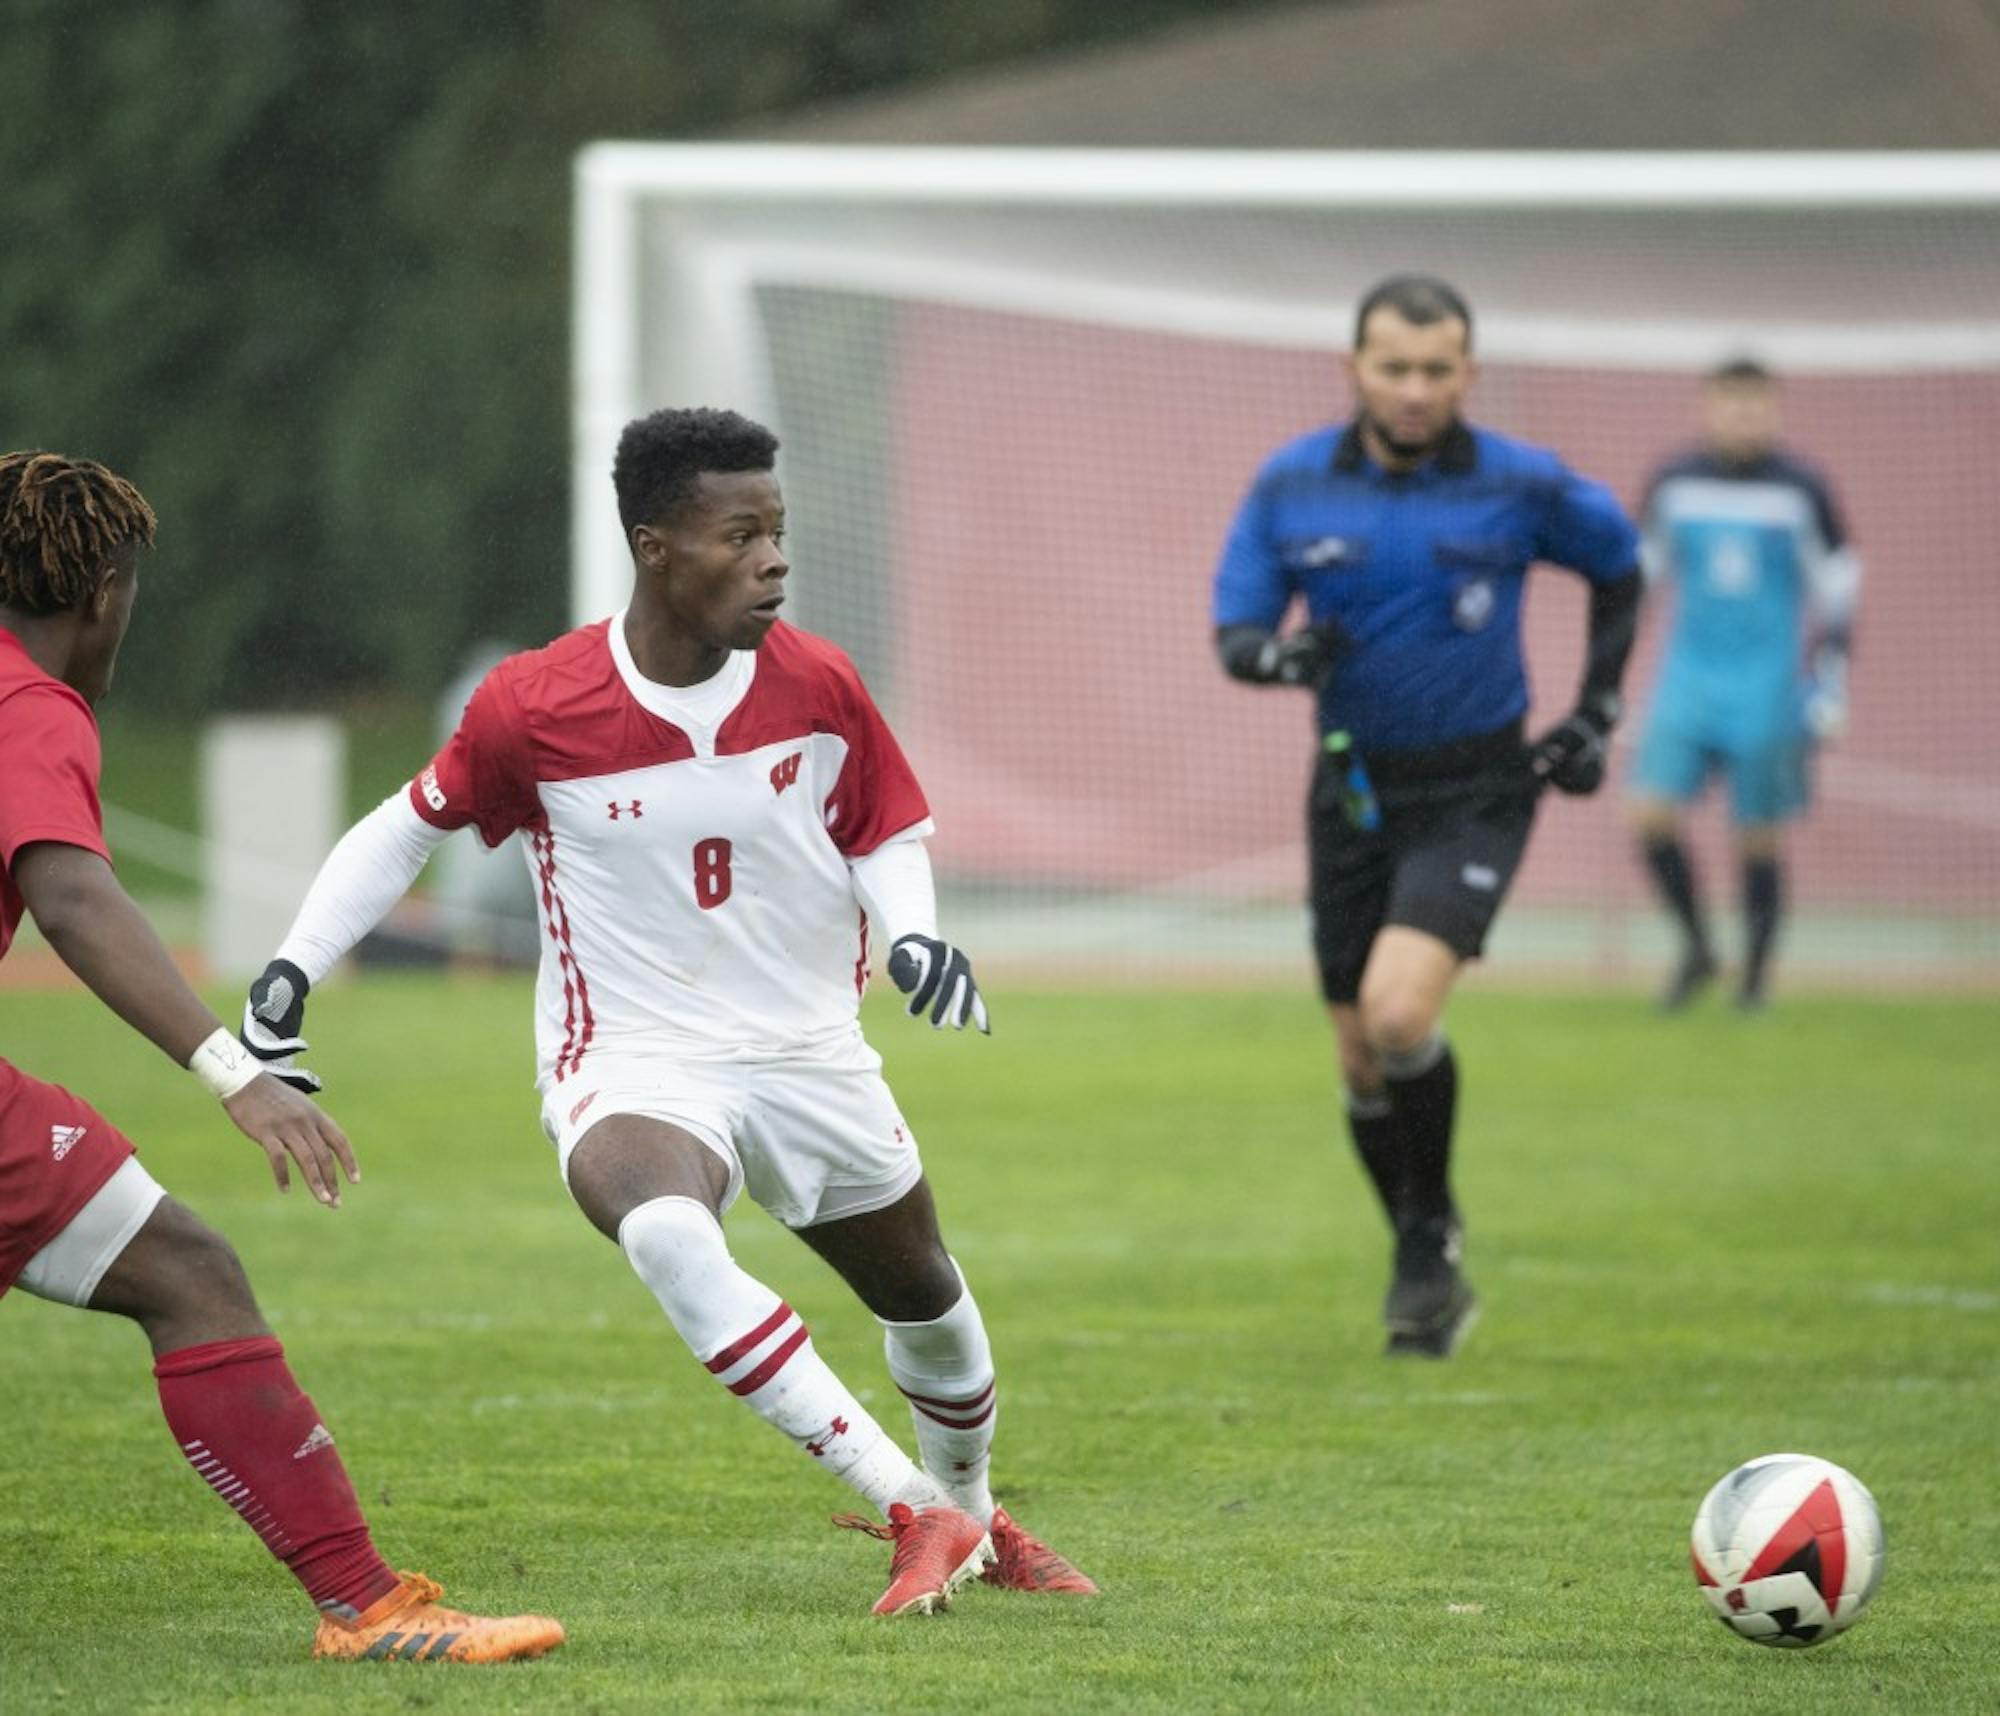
[769,752,802,795]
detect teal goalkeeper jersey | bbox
[1640,449,1854,745]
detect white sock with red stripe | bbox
[619,1196,948,1516]
[881,1270,997,1524]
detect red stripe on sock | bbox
[898,1378,995,1414]
[728,1323,809,1396]
[705,1302,794,1376]
[908,1398,997,1430]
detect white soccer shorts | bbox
[17,1155,168,1307]
[539,1034,923,1230]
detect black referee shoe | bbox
[1383,1216,1478,1358]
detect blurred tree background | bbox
[0,0,1226,716]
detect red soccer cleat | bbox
[833,1502,994,1616]
[982,1506,1099,1595]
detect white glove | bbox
[1805,656,1849,742]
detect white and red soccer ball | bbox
[1690,1453,1884,1647]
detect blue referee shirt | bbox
[1212,421,1640,752]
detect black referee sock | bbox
[1642,835,1713,960]
[1380,1035,1458,1229]
[1344,1089,1404,1231]
[1742,854,1784,1000]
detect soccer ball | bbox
[1689,1453,1884,1647]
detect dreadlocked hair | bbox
[0,451,157,616]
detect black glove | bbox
[1217,619,1348,689]
[1529,695,1620,796]
[887,934,990,1033]
[240,957,323,1094]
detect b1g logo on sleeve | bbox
[418,765,447,812]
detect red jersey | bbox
[410,617,932,1084]
[0,628,111,962]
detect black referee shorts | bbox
[1306,750,1538,1005]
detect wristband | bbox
[188,1027,261,1100]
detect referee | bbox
[1210,275,1643,1357]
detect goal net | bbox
[574,147,2000,986]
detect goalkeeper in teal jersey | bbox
[1629,358,1862,1010]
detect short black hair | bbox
[1706,356,1774,386]
[0,450,156,616]
[612,407,779,535]
[1353,274,1474,351]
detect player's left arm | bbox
[1528,464,1645,795]
[848,835,988,1034]
[1801,471,1862,739]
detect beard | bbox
[1361,409,1452,464]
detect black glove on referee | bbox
[1530,694,1620,796]
[887,934,991,1033]
[240,957,324,1094]
[1217,618,1349,690]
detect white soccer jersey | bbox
[409,616,933,1088]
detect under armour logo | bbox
[607,800,643,820]
[806,1416,850,1458]
[50,1124,87,1160]
[769,752,802,795]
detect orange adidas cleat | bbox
[833,1502,994,1616]
[311,1571,566,1662]
[982,1506,1099,1595]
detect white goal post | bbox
[572,146,2000,983]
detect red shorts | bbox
[0,1056,136,1298]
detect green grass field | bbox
[3,978,1997,1713]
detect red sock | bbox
[153,1336,400,1614]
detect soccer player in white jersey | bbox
[237,408,1095,1616]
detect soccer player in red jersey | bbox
[244,408,1095,1615]
[0,451,562,1663]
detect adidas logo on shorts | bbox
[49,1124,88,1161]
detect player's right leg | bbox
[1630,720,1719,1009]
[12,1142,561,1661]
[561,1109,988,1614]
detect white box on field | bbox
[201,715,344,980]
